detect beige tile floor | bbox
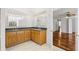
[53,46,65,51]
[6,41,65,51]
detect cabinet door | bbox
[53,31,59,39]
[60,33,75,51]
[17,31,25,43]
[34,31,39,43]
[39,31,46,44]
[24,29,31,41]
[68,34,75,51]
[53,31,59,46]
[6,32,17,48]
[31,30,35,41]
[60,38,69,50]
[31,30,46,45]
[6,32,11,48]
[31,30,40,44]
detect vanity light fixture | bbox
[64,12,76,19]
[66,12,75,17]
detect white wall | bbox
[32,13,48,28]
[46,9,53,46]
[0,8,1,50]
[53,16,76,33]
[0,8,6,51]
[5,9,33,28]
[31,17,37,27]
[61,16,76,33]
[61,18,68,33]
[72,16,76,32]
[17,17,33,27]
[75,9,79,51]
[4,8,50,29]
[53,8,77,33]
[53,19,58,32]
[5,9,48,28]
[37,16,47,28]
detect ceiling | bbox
[8,8,77,18]
[53,8,77,19]
[53,8,60,11]
[13,8,49,16]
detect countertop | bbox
[6,27,47,32]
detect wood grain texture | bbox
[53,31,75,51]
[31,30,46,45]
[5,32,17,48]
[6,29,46,48]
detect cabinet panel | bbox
[31,30,35,41]
[24,29,31,41]
[53,31,75,51]
[6,32,17,48]
[60,39,68,47]
[60,33,75,51]
[31,30,46,45]
[17,31,25,43]
[53,31,59,39]
[53,31,59,46]
[39,31,46,44]
[34,31,39,43]
[6,29,46,48]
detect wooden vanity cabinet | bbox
[17,30,25,43]
[31,30,46,45]
[53,31,75,51]
[6,29,31,48]
[6,28,46,48]
[60,33,75,51]
[53,31,59,46]
[6,31,17,48]
[31,30,35,41]
[39,30,46,44]
[33,30,39,44]
[24,29,31,41]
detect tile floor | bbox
[53,46,65,51]
[6,41,65,51]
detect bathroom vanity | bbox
[6,27,47,48]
